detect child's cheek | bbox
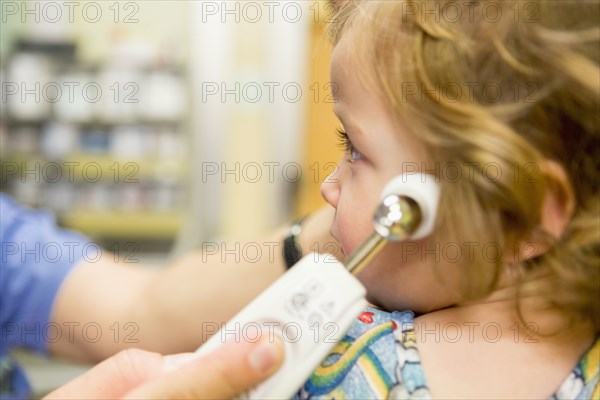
[337,178,383,255]
[337,211,374,258]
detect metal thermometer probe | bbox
[345,195,422,276]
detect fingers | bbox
[123,337,285,400]
[45,336,285,400]
[44,348,164,400]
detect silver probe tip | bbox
[344,195,422,275]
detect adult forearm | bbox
[133,207,339,354]
[136,231,289,354]
[48,207,337,361]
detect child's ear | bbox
[538,160,575,240]
[508,160,575,263]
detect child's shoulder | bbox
[414,309,599,400]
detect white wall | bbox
[175,0,311,252]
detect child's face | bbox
[321,40,461,312]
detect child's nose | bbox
[320,172,340,209]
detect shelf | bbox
[61,210,182,238]
[3,20,191,245]
[4,118,185,127]
[1,154,186,181]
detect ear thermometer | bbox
[195,174,440,399]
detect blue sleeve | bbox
[0,194,91,356]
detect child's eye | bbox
[336,128,362,162]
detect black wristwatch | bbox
[283,217,305,269]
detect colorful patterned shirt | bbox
[294,306,600,400]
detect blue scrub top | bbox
[0,194,89,399]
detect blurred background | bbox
[1,0,341,253]
[1,0,341,395]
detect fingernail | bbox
[248,338,283,375]
[162,353,198,373]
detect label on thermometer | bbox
[195,253,367,399]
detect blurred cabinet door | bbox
[297,15,341,216]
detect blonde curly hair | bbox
[328,0,599,329]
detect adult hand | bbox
[45,337,284,399]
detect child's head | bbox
[320,0,599,329]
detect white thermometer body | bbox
[195,253,367,399]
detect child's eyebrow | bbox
[333,106,349,128]
[334,108,364,139]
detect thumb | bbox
[123,337,285,399]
